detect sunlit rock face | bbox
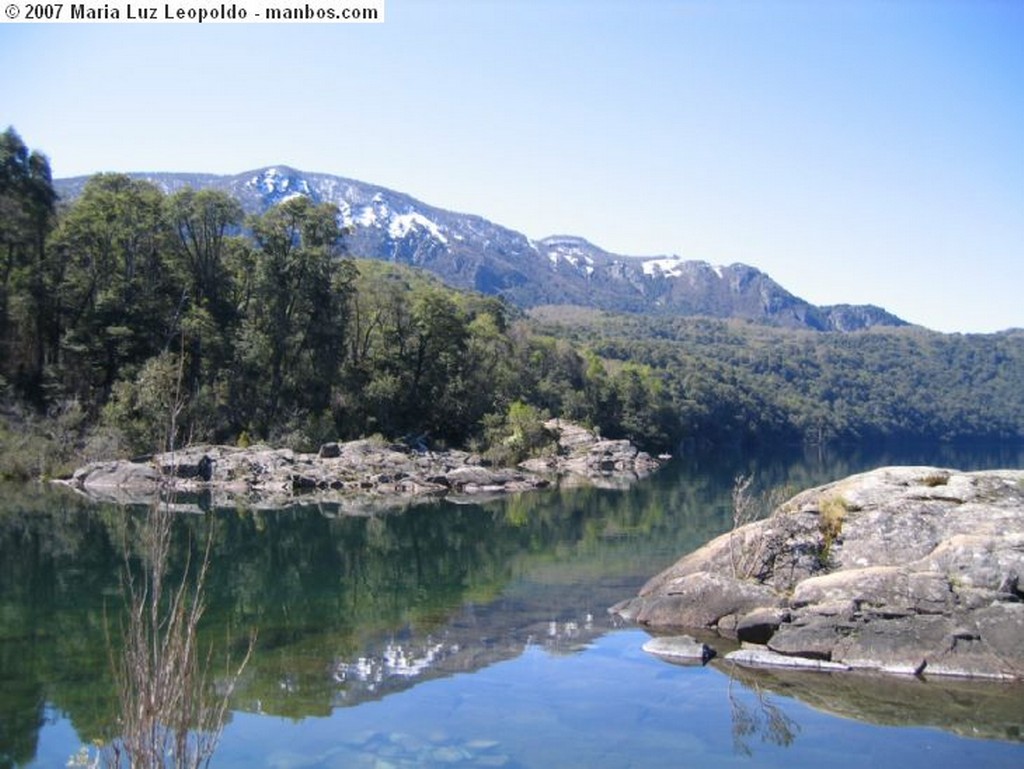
[613,466,1024,680]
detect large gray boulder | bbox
[612,467,1024,680]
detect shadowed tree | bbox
[0,127,57,399]
[235,197,355,438]
[164,189,246,437]
[53,174,178,407]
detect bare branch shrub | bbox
[103,505,254,769]
[729,474,796,582]
[101,340,254,769]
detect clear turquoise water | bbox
[4,442,1024,768]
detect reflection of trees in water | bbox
[1,440,1018,760]
[727,678,800,757]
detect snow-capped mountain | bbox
[54,166,908,331]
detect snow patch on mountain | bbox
[549,250,595,276]
[388,212,448,244]
[540,237,602,276]
[356,206,379,227]
[639,258,731,282]
[641,256,689,278]
[51,166,910,332]
[247,167,312,204]
[339,191,448,244]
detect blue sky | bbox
[2,0,1022,333]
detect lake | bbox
[3,441,1024,768]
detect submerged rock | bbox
[612,466,1024,681]
[725,647,851,672]
[642,635,716,664]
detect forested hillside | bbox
[2,128,1022,479]
[529,308,1024,447]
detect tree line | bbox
[2,127,1022,479]
[0,129,678,477]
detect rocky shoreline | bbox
[612,466,1024,681]
[58,419,664,513]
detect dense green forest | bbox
[529,307,1024,448]
[2,127,1022,479]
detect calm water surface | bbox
[3,442,1024,768]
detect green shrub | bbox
[482,401,555,466]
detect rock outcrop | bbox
[60,420,663,513]
[611,466,1024,680]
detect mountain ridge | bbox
[54,166,909,332]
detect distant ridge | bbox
[54,166,909,332]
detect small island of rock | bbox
[60,419,663,513]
